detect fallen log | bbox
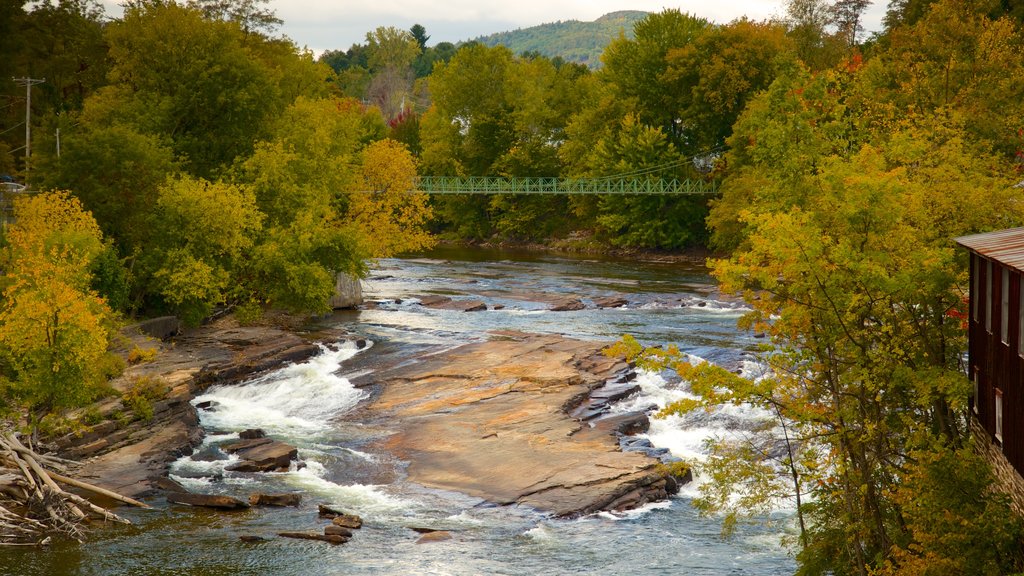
[0,432,141,543]
[48,472,150,509]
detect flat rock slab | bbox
[225,440,298,472]
[549,298,586,311]
[417,295,487,312]
[249,493,301,507]
[167,492,250,509]
[371,334,671,517]
[593,296,629,308]
[279,531,349,544]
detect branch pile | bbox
[0,433,148,545]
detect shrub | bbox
[121,375,169,422]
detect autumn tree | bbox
[0,192,118,431]
[235,97,433,314]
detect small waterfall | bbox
[192,341,370,440]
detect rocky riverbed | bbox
[54,318,320,497]
[56,319,682,518]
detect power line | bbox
[0,122,26,136]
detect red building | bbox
[956,227,1024,477]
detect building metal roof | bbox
[955,227,1024,273]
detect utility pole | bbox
[12,77,45,180]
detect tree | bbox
[141,176,263,324]
[235,97,433,313]
[410,23,429,50]
[601,9,710,146]
[671,52,1024,571]
[363,27,421,121]
[662,18,796,153]
[93,1,327,178]
[0,192,117,431]
[35,124,179,257]
[830,0,871,46]
[188,0,282,34]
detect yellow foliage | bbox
[0,191,115,426]
[346,138,435,257]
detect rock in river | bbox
[167,492,250,510]
[249,493,301,507]
[223,437,298,473]
[370,333,680,517]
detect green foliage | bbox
[602,9,710,144]
[663,19,797,153]
[35,124,179,255]
[142,175,262,324]
[872,447,1024,575]
[121,375,169,422]
[233,299,264,325]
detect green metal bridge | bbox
[413,176,718,195]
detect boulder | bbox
[195,400,219,411]
[238,429,266,440]
[221,437,273,453]
[249,493,301,507]
[224,440,298,473]
[549,298,585,312]
[592,412,650,436]
[324,525,352,537]
[416,531,453,544]
[329,273,362,310]
[417,295,452,307]
[278,531,349,545]
[318,504,346,517]
[593,296,628,309]
[153,476,188,493]
[440,300,487,312]
[331,514,363,529]
[167,492,250,510]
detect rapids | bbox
[0,247,796,575]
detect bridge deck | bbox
[414,176,717,195]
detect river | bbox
[1,247,797,575]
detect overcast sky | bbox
[97,1,889,55]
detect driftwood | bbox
[0,432,135,545]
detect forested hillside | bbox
[474,11,648,68]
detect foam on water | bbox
[594,500,673,521]
[192,342,368,439]
[283,460,411,520]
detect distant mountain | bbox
[473,11,648,68]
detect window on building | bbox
[973,255,980,321]
[1020,277,1024,358]
[1002,268,1010,344]
[986,260,993,333]
[995,388,1004,444]
[973,368,980,415]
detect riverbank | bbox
[52,317,323,498]
[442,236,714,264]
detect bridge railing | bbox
[414,176,718,195]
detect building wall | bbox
[969,254,1024,476]
[971,417,1024,515]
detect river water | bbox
[1,247,797,575]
